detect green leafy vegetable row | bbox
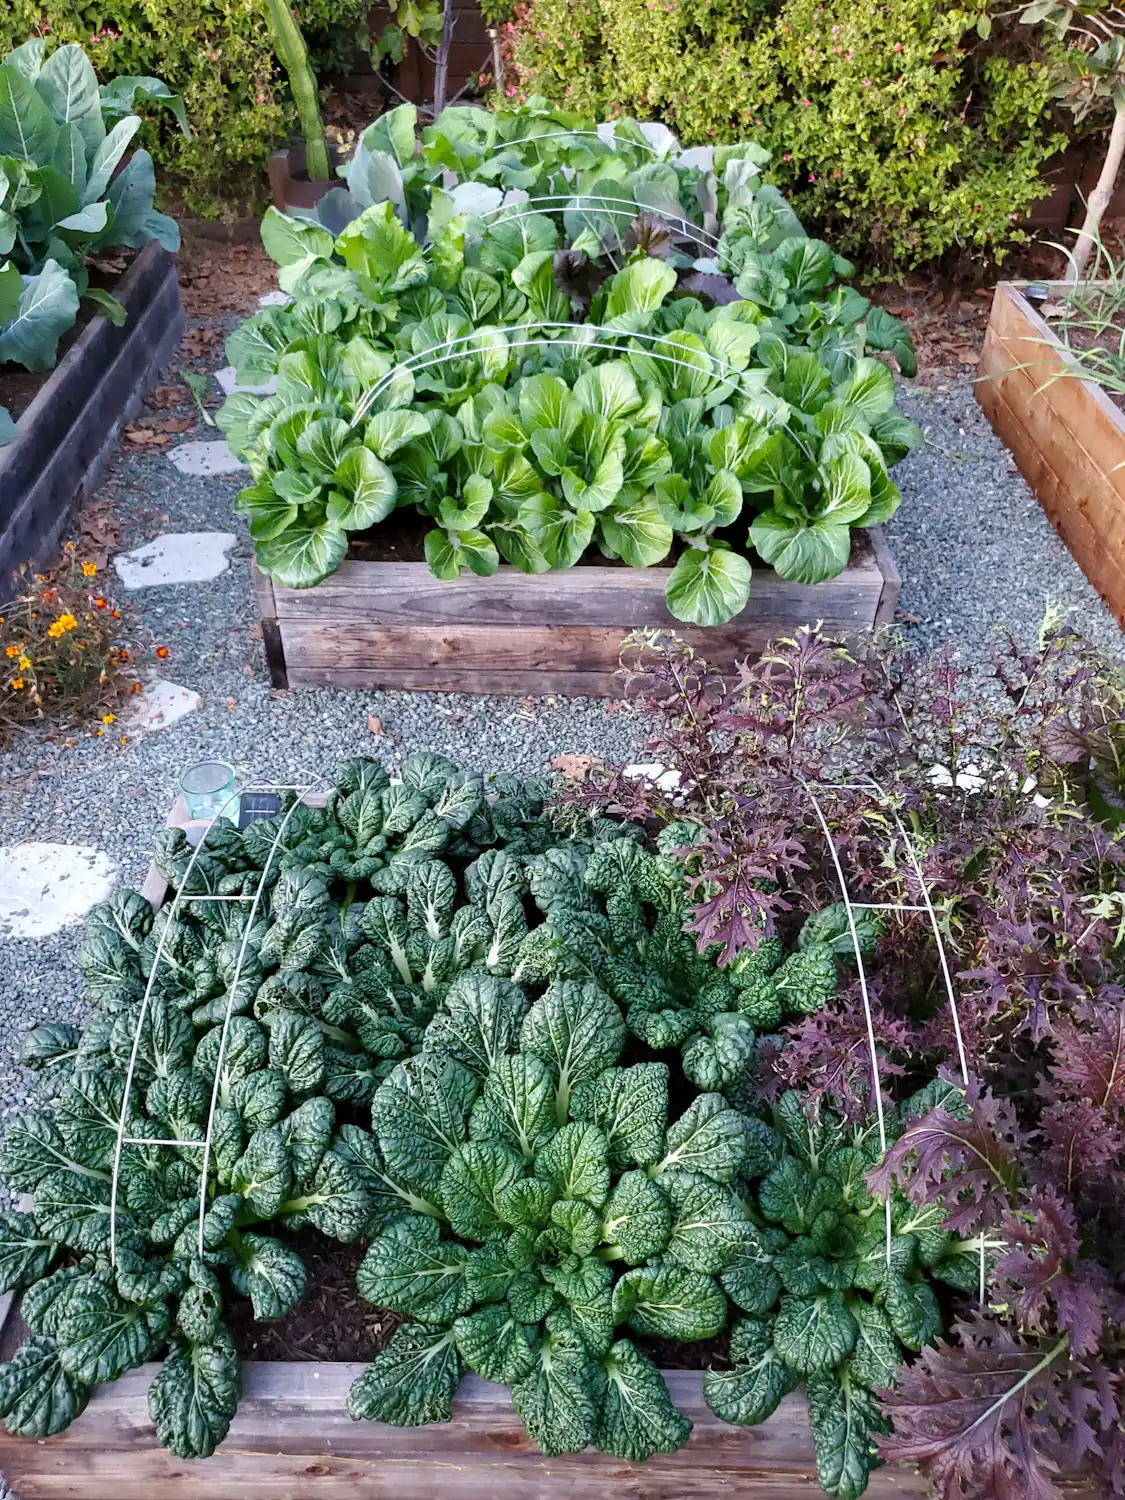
[217,101,919,616]
[0,758,968,1496]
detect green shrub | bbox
[0,0,365,215]
[504,0,1068,269]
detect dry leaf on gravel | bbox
[549,753,603,782]
[124,415,194,447]
[147,384,187,410]
[367,715,385,736]
[180,327,222,357]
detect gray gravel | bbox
[889,376,1124,661]
[0,357,1121,1494]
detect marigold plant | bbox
[0,547,138,745]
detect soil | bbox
[0,254,135,425]
[222,1232,732,1370]
[349,504,874,571]
[226,1232,403,1362]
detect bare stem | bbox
[1069,102,1125,285]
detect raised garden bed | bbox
[0,242,183,586]
[976,279,1125,630]
[254,528,900,695]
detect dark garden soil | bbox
[348,504,875,571]
[222,1233,732,1370]
[225,1234,403,1362]
[1039,301,1125,414]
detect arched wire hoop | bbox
[474,197,732,269]
[350,323,756,429]
[108,775,328,1264]
[799,776,987,1300]
[460,127,666,162]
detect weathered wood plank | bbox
[258,529,893,696]
[976,282,1125,627]
[0,1365,917,1499]
[266,550,884,630]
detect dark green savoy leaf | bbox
[356,1213,471,1321]
[773,1291,858,1374]
[347,1323,462,1426]
[703,1317,797,1426]
[807,1368,887,1500]
[510,1315,598,1456]
[0,1211,58,1293]
[0,1335,90,1438]
[148,1331,241,1458]
[597,1338,692,1460]
[229,1232,306,1320]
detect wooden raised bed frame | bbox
[0,241,184,585]
[254,528,900,695]
[977,280,1125,630]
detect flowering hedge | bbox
[501,0,1067,269]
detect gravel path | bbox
[0,340,1121,1492]
[889,377,1124,662]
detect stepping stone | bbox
[215,366,277,397]
[123,679,202,734]
[258,290,291,307]
[167,440,248,476]
[0,843,116,938]
[623,761,681,792]
[114,532,238,588]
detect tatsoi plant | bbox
[704,1086,984,1500]
[347,1016,752,1459]
[0,754,569,1456]
[0,39,186,439]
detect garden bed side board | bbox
[253,528,900,695]
[976,280,1125,630]
[0,242,184,586]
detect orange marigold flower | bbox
[40,591,55,604]
[111,609,121,620]
[131,680,143,693]
[93,597,107,610]
[10,678,24,690]
[81,562,97,576]
[4,644,18,658]
[117,648,129,661]
[155,645,170,659]
[47,613,78,639]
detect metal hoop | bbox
[350,322,757,428]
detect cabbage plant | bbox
[0,39,186,441]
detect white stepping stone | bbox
[215,366,277,397]
[0,843,116,938]
[167,440,248,477]
[114,531,238,588]
[258,290,291,307]
[623,761,681,793]
[123,679,202,735]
